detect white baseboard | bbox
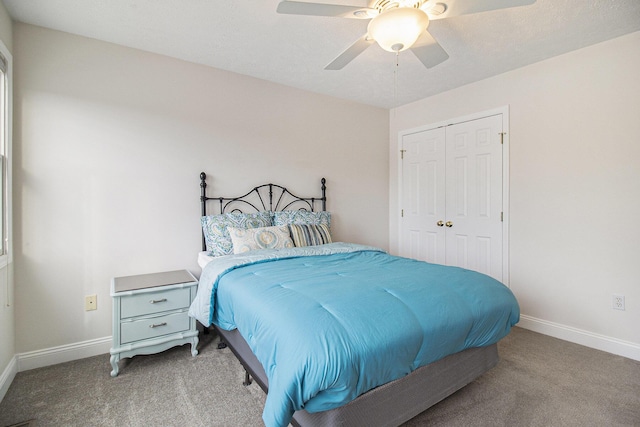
[5,317,639,386]
[0,355,17,402]
[17,336,112,372]
[518,315,640,361]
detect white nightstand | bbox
[109,270,199,377]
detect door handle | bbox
[437,220,444,227]
[445,221,453,228]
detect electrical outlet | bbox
[612,294,625,311]
[85,294,97,311]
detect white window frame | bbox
[0,39,12,271]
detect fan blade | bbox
[425,0,536,20]
[277,1,375,19]
[325,35,374,70]
[410,31,449,68]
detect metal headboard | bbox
[200,172,327,251]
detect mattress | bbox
[197,251,215,269]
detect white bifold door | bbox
[400,113,504,282]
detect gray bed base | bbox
[214,325,499,427]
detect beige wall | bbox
[0,0,14,398]
[13,23,389,353]
[0,2,11,52]
[390,31,640,356]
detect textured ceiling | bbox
[3,0,640,108]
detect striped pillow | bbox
[288,224,332,247]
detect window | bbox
[0,41,11,262]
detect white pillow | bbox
[228,225,294,254]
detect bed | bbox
[189,172,520,427]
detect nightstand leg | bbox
[191,336,199,356]
[110,354,120,377]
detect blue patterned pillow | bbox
[272,210,331,227]
[201,211,272,257]
[288,224,332,247]
[228,225,294,254]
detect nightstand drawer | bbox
[121,287,191,318]
[121,312,190,344]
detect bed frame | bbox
[199,172,499,426]
[200,172,326,251]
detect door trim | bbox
[397,106,510,286]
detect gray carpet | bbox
[1,327,638,427]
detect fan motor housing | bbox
[374,1,424,13]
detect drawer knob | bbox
[149,298,167,304]
[149,322,167,328]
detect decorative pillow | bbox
[228,225,294,254]
[272,210,331,227]
[201,211,272,257]
[288,224,332,247]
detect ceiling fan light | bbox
[367,7,429,53]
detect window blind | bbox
[0,51,6,73]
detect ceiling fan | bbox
[277,0,536,70]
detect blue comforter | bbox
[189,243,520,427]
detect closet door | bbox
[399,113,504,281]
[445,115,503,280]
[399,127,446,264]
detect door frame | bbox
[397,106,510,286]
